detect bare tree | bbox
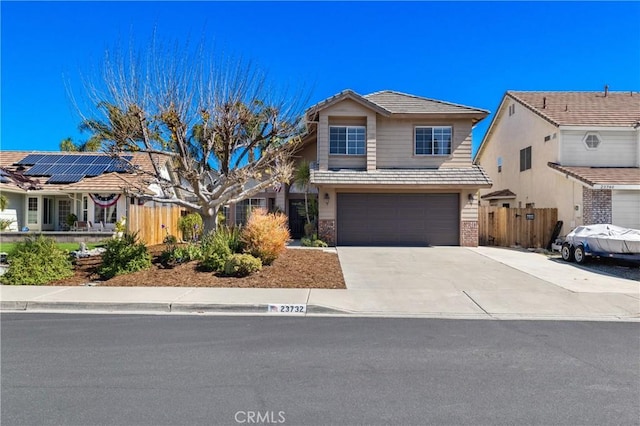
[74,36,307,229]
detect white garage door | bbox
[612,190,640,230]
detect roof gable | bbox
[508,91,640,127]
[306,89,390,119]
[364,90,489,115]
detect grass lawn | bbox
[0,241,104,255]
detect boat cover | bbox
[566,224,640,254]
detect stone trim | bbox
[460,221,478,247]
[318,219,336,246]
[583,188,612,225]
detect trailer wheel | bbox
[574,245,587,264]
[561,243,574,262]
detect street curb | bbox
[24,301,172,313]
[0,301,354,316]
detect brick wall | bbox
[460,221,478,247]
[318,219,336,246]
[582,189,612,225]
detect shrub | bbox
[160,243,202,267]
[241,208,290,265]
[199,227,242,272]
[0,219,14,231]
[301,236,328,247]
[163,234,178,244]
[0,235,74,285]
[178,213,203,242]
[98,232,151,279]
[223,253,262,277]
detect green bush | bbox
[163,234,178,244]
[178,213,203,242]
[98,232,151,279]
[301,236,328,247]
[223,253,262,277]
[0,235,74,285]
[199,227,239,272]
[160,243,202,267]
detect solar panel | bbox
[63,164,90,175]
[85,164,109,176]
[54,155,81,164]
[39,155,63,164]
[0,170,9,183]
[92,156,113,165]
[45,164,72,175]
[47,174,84,184]
[16,154,46,165]
[24,164,55,176]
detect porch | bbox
[0,230,115,244]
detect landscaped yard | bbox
[49,245,346,289]
[0,241,103,255]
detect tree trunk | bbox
[202,205,220,233]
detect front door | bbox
[288,199,306,239]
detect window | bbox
[329,126,365,155]
[415,126,452,155]
[82,196,88,221]
[94,203,118,224]
[497,157,503,173]
[520,146,532,171]
[508,104,515,116]
[502,203,510,208]
[583,133,601,149]
[58,199,71,229]
[43,198,53,225]
[235,198,266,226]
[27,197,38,224]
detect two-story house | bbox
[297,89,491,246]
[474,90,640,234]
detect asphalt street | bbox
[1,314,638,425]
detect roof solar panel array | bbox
[14,154,135,183]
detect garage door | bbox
[612,190,640,229]
[337,193,460,246]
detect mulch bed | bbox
[50,245,346,289]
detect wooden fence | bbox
[478,206,558,249]
[128,204,185,246]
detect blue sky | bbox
[2,1,639,156]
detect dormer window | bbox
[330,126,365,155]
[583,133,601,150]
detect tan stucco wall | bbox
[376,117,473,169]
[477,99,584,234]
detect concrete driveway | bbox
[331,246,640,319]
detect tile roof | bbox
[311,166,492,187]
[481,189,516,199]
[364,90,490,115]
[0,151,166,194]
[548,163,640,187]
[508,91,640,127]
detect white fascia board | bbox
[593,184,640,190]
[559,125,636,132]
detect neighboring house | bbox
[296,89,491,246]
[0,151,166,232]
[474,90,640,234]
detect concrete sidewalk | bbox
[1,247,638,321]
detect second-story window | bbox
[415,126,452,155]
[329,126,365,155]
[520,146,532,172]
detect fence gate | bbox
[128,204,185,246]
[478,206,558,249]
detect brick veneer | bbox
[319,219,336,246]
[583,188,612,225]
[461,221,478,247]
